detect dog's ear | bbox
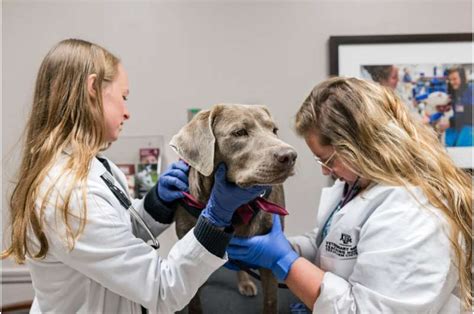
[256,104,272,118]
[169,105,223,176]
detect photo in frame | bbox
[116,164,136,198]
[329,33,473,169]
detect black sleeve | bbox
[143,183,177,224]
[193,215,234,258]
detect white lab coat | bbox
[290,180,461,314]
[26,152,226,313]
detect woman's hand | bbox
[227,214,299,281]
[201,163,266,227]
[157,160,189,203]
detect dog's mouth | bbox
[234,167,295,188]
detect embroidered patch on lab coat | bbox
[324,228,359,260]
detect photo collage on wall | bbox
[361,63,473,148]
[116,148,161,199]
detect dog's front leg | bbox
[237,270,258,296]
[187,286,203,314]
[259,268,278,314]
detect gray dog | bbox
[170,103,297,314]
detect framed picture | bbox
[135,163,158,198]
[329,33,473,169]
[116,164,136,198]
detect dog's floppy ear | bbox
[169,105,223,176]
[256,104,272,118]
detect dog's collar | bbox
[179,187,288,225]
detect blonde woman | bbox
[227,77,472,313]
[2,39,264,313]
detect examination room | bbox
[1,1,473,313]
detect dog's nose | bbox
[274,148,297,167]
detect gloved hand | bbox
[201,163,266,227]
[223,259,259,271]
[157,160,189,203]
[429,112,444,124]
[227,214,299,281]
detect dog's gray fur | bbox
[170,104,297,314]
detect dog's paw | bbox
[238,280,258,297]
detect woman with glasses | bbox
[226,77,472,313]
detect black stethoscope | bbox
[100,171,160,249]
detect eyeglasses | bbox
[314,150,337,172]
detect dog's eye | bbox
[273,127,279,135]
[232,129,248,137]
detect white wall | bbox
[2,0,472,307]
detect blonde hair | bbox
[2,39,120,263]
[295,76,472,309]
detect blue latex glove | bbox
[157,160,189,203]
[223,260,259,271]
[429,112,443,124]
[201,163,266,227]
[227,214,299,281]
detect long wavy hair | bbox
[447,67,469,96]
[2,39,120,263]
[295,77,472,310]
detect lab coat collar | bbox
[328,191,367,233]
[61,148,111,182]
[92,155,130,195]
[315,180,345,246]
[321,182,404,242]
[92,154,111,177]
[317,180,345,226]
[316,180,380,247]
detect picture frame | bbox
[329,33,473,169]
[104,135,164,197]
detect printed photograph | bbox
[361,63,473,147]
[116,164,136,198]
[135,163,158,198]
[139,148,160,165]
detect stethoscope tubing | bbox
[101,171,160,249]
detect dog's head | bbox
[170,104,297,187]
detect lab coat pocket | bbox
[320,226,360,279]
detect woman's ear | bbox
[87,74,97,98]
